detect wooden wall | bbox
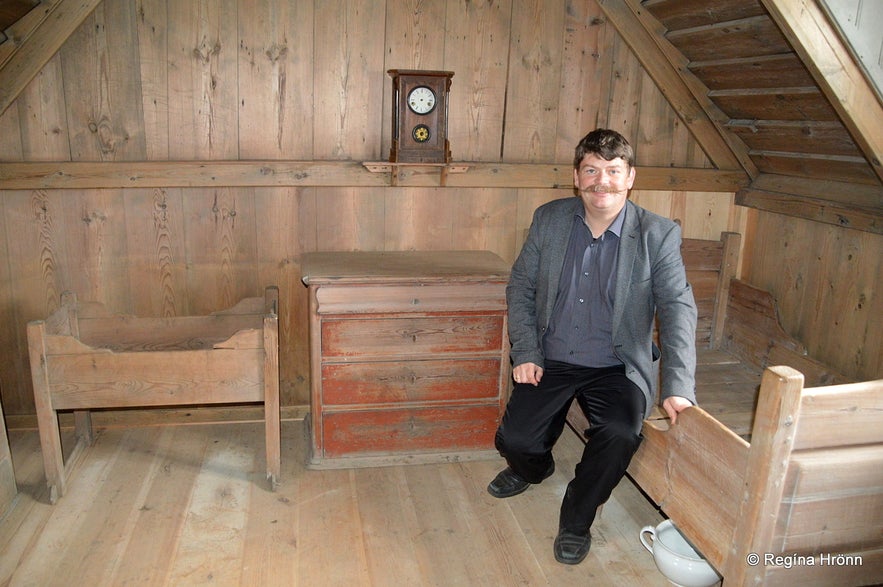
[743,210,882,381]
[0,0,875,419]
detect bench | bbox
[27,287,281,503]
[565,233,883,585]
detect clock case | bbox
[388,69,454,164]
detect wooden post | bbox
[722,365,805,585]
[27,320,65,503]
[710,232,741,349]
[263,286,281,490]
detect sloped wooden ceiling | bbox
[600,0,882,233]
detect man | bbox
[488,128,697,565]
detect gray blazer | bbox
[507,198,697,417]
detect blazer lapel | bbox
[541,197,581,322]
[613,201,640,334]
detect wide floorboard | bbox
[0,420,677,586]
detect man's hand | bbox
[662,395,693,424]
[513,362,544,386]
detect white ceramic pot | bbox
[640,520,721,587]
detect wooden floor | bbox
[0,418,681,586]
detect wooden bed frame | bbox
[631,366,882,586]
[566,233,883,585]
[27,287,281,504]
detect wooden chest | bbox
[301,251,511,468]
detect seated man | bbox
[488,128,697,565]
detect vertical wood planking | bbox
[630,190,672,224]
[313,0,386,160]
[503,0,565,162]
[59,0,146,161]
[444,0,512,161]
[383,188,455,251]
[17,55,70,160]
[0,399,14,518]
[136,0,170,160]
[681,192,734,241]
[167,0,239,160]
[313,186,385,251]
[556,0,613,159]
[384,0,446,68]
[123,187,189,317]
[451,188,518,260]
[254,186,306,405]
[2,190,70,414]
[636,69,677,165]
[182,188,258,315]
[238,0,314,159]
[821,228,881,377]
[746,212,883,380]
[605,33,643,142]
[61,188,132,312]
[0,191,23,415]
[5,53,70,414]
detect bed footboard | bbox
[628,406,748,572]
[630,366,883,586]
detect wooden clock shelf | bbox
[361,161,470,186]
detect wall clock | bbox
[388,69,454,164]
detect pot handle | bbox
[639,526,656,553]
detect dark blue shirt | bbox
[542,206,625,367]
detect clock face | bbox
[407,86,437,114]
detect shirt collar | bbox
[575,205,627,238]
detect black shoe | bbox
[487,467,530,498]
[487,463,555,498]
[554,529,591,565]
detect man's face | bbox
[573,153,635,217]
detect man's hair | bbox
[573,128,635,170]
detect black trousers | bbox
[494,360,645,533]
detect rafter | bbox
[0,0,103,117]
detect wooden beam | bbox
[0,160,390,189]
[0,160,748,192]
[736,186,882,235]
[0,0,104,117]
[750,172,883,210]
[597,0,756,175]
[761,0,883,184]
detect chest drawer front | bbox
[321,405,499,457]
[321,358,501,405]
[314,283,506,314]
[321,315,504,360]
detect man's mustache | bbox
[584,186,624,193]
